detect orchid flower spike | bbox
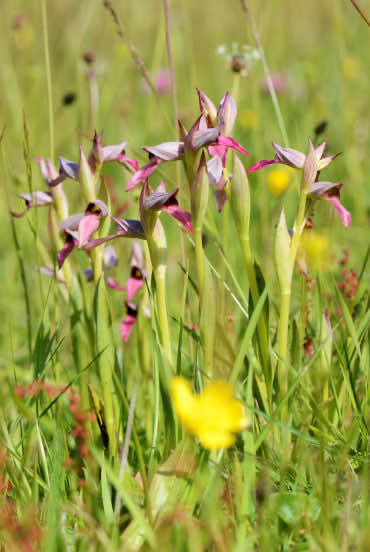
[247,140,340,174]
[248,140,351,227]
[126,89,247,191]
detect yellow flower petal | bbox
[299,231,331,271]
[171,378,248,450]
[267,167,293,196]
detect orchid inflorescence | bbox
[11,88,351,450]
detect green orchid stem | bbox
[153,263,172,363]
[278,190,308,415]
[240,233,270,405]
[95,277,117,457]
[91,246,103,282]
[194,225,205,300]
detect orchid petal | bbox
[36,158,59,184]
[107,278,125,292]
[247,159,278,173]
[156,181,167,193]
[126,158,161,191]
[216,135,248,156]
[103,245,118,268]
[207,156,224,187]
[143,188,178,211]
[57,237,75,268]
[131,241,143,268]
[83,219,145,250]
[310,181,341,195]
[314,141,327,161]
[317,152,342,170]
[125,277,144,301]
[102,141,127,161]
[142,142,184,161]
[78,214,100,247]
[218,92,237,136]
[116,154,139,171]
[208,145,227,166]
[191,127,219,150]
[272,143,305,168]
[197,88,218,122]
[162,203,194,233]
[10,191,53,217]
[214,189,227,212]
[120,306,138,342]
[60,213,84,232]
[112,217,145,237]
[83,268,94,282]
[59,157,79,179]
[323,194,352,228]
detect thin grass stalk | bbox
[240,0,289,146]
[41,0,54,162]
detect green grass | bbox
[0,0,369,550]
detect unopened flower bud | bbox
[230,153,250,238]
[274,209,291,293]
[191,152,209,230]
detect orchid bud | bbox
[191,152,209,230]
[197,88,218,126]
[218,92,237,136]
[274,209,291,293]
[230,153,250,239]
[302,139,318,191]
[79,146,96,203]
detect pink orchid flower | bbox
[247,141,351,227]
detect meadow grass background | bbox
[0,0,369,550]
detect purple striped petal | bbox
[142,142,184,161]
[101,141,127,162]
[272,143,305,168]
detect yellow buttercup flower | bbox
[299,231,331,271]
[171,377,248,449]
[267,167,293,196]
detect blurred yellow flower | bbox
[267,167,293,196]
[342,56,360,80]
[298,231,331,272]
[239,108,259,130]
[171,377,248,449]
